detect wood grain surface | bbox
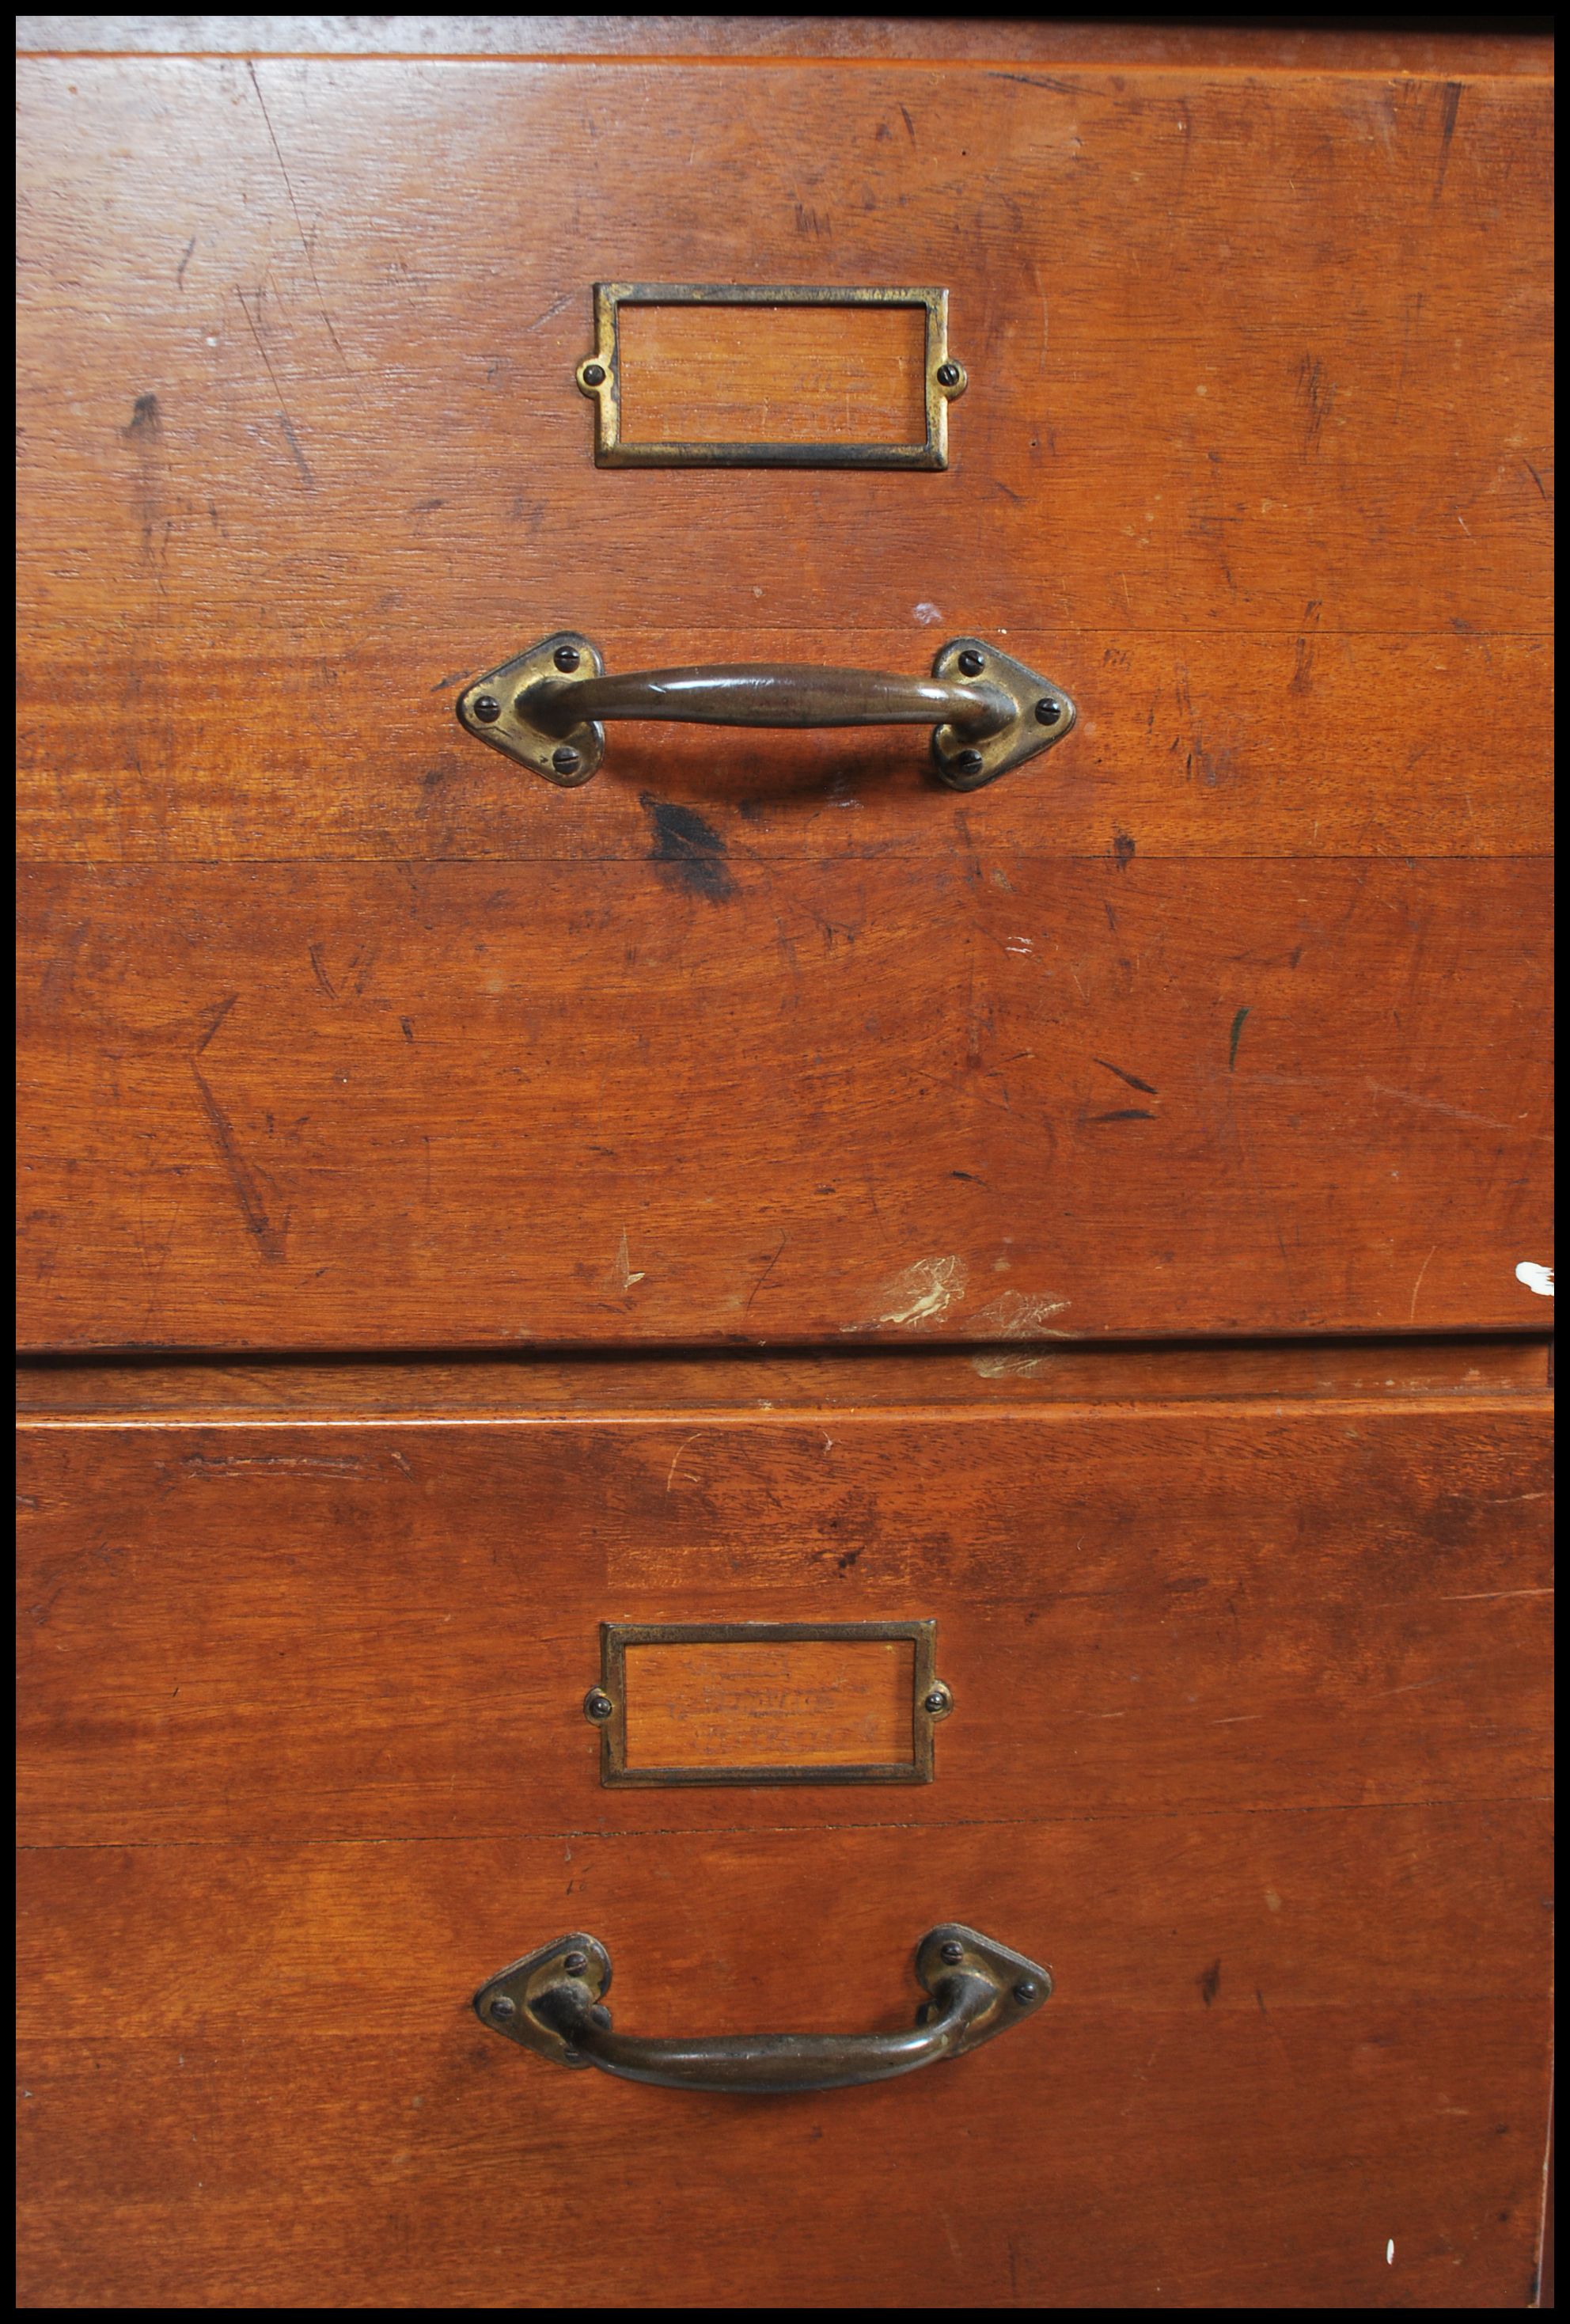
[17,1400,1552,1847]
[14,1335,1553,1412]
[15,1388,1553,2304]
[616,301,930,447]
[620,1635,916,1771]
[15,17,1558,71]
[17,1814,1553,2307]
[14,58,1554,1349]
[17,855,1553,1347]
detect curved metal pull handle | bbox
[457,632,1075,793]
[473,1923,1050,2094]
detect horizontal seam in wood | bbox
[14,56,1557,82]
[14,1796,1557,1853]
[12,1395,1559,1428]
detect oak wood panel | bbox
[14,1336,1553,1412]
[616,302,929,447]
[17,1403,1552,1846]
[15,17,1558,71]
[17,63,1553,868]
[17,1811,1553,2308]
[17,856,1553,1347]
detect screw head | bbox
[582,363,606,387]
[488,1994,517,2021]
[935,361,961,388]
[583,1688,615,1723]
[1013,1980,1040,2004]
[1034,697,1061,726]
[950,748,985,777]
[553,644,582,672]
[472,695,502,724]
[923,1684,953,1717]
[561,1950,589,1975]
[957,649,985,678]
[552,746,582,775]
[939,1939,966,1965]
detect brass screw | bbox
[923,1685,952,1716]
[957,649,985,678]
[562,1950,589,1974]
[489,1995,517,2021]
[472,695,501,724]
[582,363,606,386]
[950,749,984,777]
[552,746,582,775]
[553,645,581,672]
[939,1940,965,1965]
[1013,1980,1040,2004]
[936,362,961,388]
[1034,697,1061,726]
[584,1688,615,1722]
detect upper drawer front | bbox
[17,59,1553,1348]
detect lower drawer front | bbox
[17,1396,1553,2309]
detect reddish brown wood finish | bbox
[17,1399,1553,1849]
[15,17,1558,72]
[15,57,1553,1347]
[17,1813,1553,2311]
[616,302,931,447]
[13,1335,1553,1412]
[15,1392,1553,2308]
[17,856,1553,1347]
[620,1635,916,1771]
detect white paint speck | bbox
[912,602,943,626]
[1515,1261,1554,1296]
[858,1254,967,1328]
[607,1226,645,1293]
[1004,936,1034,955]
[966,1289,1071,1339]
[1386,2241,1395,2266]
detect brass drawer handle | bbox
[473,1923,1051,2094]
[457,632,1075,792]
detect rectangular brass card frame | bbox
[575,284,965,470]
[590,1620,950,1787]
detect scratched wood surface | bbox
[13,1335,1553,1411]
[15,59,1553,1346]
[14,17,1559,70]
[17,856,1553,1346]
[17,1813,1553,2310]
[17,1389,1553,2303]
[17,1401,1553,1846]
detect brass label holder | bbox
[575,283,966,469]
[582,1619,954,1787]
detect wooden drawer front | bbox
[16,54,1553,1348]
[17,1393,1553,2307]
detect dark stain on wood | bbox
[640,793,737,902]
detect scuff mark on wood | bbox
[189,1064,290,1263]
[1094,1058,1159,1096]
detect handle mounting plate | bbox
[457,632,607,787]
[457,634,1075,791]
